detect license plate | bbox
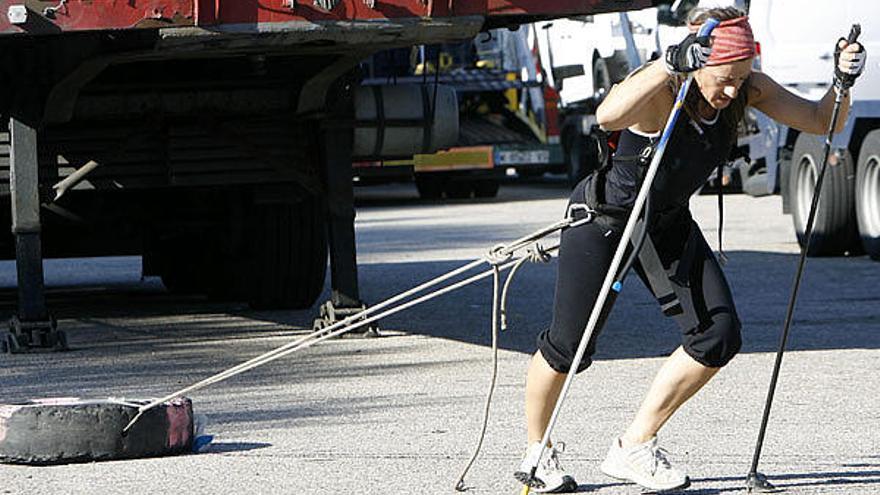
[495,149,551,165]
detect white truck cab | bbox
[749,0,880,259]
[534,10,659,108]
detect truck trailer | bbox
[0,0,653,352]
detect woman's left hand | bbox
[835,40,866,89]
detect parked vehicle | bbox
[355,26,562,200]
[534,9,658,184]
[749,0,880,259]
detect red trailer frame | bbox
[0,0,652,34]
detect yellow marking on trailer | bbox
[413,146,494,172]
[383,159,414,167]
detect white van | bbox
[749,0,880,259]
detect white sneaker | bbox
[599,437,689,492]
[514,442,578,493]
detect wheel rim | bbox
[861,154,880,237]
[795,152,819,231]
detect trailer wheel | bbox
[856,129,880,260]
[473,179,500,198]
[444,180,473,199]
[245,195,327,309]
[414,173,444,200]
[790,133,859,256]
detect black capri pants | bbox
[537,181,742,373]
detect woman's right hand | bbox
[664,33,713,75]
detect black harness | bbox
[566,131,688,317]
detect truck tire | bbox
[245,196,327,309]
[856,129,880,260]
[414,173,444,200]
[444,180,473,199]
[473,179,500,198]
[789,133,859,256]
[0,398,193,465]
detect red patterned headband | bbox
[690,16,756,66]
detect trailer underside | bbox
[0,0,653,353]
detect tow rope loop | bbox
[123,218,574,434]
[454,265,501,493]
[500,243,552,331]
[454,241,556,492]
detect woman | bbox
[516,7,866,493]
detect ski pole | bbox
[744,23,861,494]
[517,18,720,494]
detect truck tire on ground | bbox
[0,398,193,465]
[414,173,445,200]
[856,129,880,260]
[790,133,859,256]
[444,180,473,199]
[245,196,327,309]
[473,179,500,198]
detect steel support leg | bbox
[324,125,360,309]
[2,118,66,353]
[313,123,377,335]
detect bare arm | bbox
[595,60,673,133]
[749,71,850,135]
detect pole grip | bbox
[847,24,861,44]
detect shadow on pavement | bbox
[290,249,880,360]
[0,249,874,363]
[201,442,273,455]
[692,468,880,493]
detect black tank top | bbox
[603,107,736,212]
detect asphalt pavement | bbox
[1,179,879,495]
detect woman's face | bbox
[695,59,753,109]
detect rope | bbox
[453,265,501,493]
[501,243,552,331]
[123,220,573,433]
[453,242,556,492]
